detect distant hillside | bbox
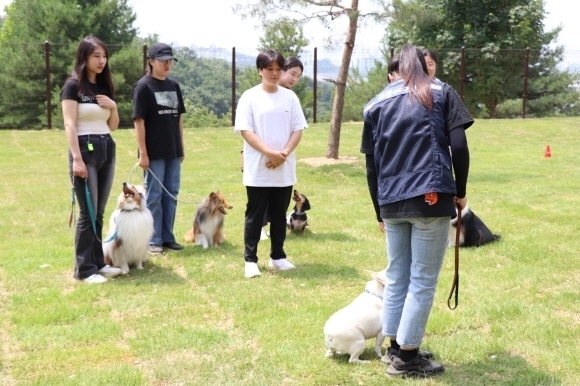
[188,45,379,78]
[190,45,257,68]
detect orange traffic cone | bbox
[544,145,552,158]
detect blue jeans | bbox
[69,134,115,280]
[382,216,450,348]
[146,158,181,245]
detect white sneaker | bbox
[98,265,123,278]
[81,274,108,284]
[260,228,269,240]
[268,258,296,271]
[149,244,164,254]
[245,262,261,278]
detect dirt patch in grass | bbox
[299,156,359,167]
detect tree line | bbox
[0,0,578,155]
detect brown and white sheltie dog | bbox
[184,191,233,249]
[103,183,154,274]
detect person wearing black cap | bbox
[132,43,186,254]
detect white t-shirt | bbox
[234,85,307,187]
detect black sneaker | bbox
[381,347,434,365]
[386,355,444,378]
[162,241,183,251]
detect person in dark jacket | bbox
[362,44,473,378]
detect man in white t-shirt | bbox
[234,50,308,278]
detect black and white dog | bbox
[287,190,311,234]
[449,205,501,247]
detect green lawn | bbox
[1,118,579,385]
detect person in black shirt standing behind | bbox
[363,45,472,378]
[132,43,186,254]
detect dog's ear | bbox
[302,197,311,211]
[366,269,386,286]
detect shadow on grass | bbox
[327,349,561,385]
[107,262,188,286]
[444,351,562,385]
[277,263,360,280]
[177,241,239,257]
[326,347,384,364]
[286,230,358,242]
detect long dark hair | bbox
[398,44,432,109]
[70,36,115,99]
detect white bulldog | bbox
[323,270,386,364]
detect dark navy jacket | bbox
[363,79,456,206]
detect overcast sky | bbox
[1,0,577,55]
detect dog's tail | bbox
[493,234,501,241]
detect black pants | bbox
[69,134,116,280]
[244,186,292,263]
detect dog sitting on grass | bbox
[324,270,386,364]
[184,191,233,249]
[286,189,310,234]
[103,183,154,274]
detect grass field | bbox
[1,118,579,385]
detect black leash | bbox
[447,202,462,310]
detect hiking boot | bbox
[386,355,444,378]
[381,347,434,365]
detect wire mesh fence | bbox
[0,42,578,129]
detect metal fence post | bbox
[44,41,52,129]
[522,47,530,119]
[460,46,465,101]
[313,47,318,124]
[232,47,236,127]
[142,44,148,75]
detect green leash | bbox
[84,182,99,240]
[69,179,100,241]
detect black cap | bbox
[148,43,178,62]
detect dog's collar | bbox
[364,288,383,300]
[294,211,306,215]
[120,207,139,212]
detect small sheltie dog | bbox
[184,191,233,249]
[103,183,154,274]
[287,189,311,234]
[449,205,501,247]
